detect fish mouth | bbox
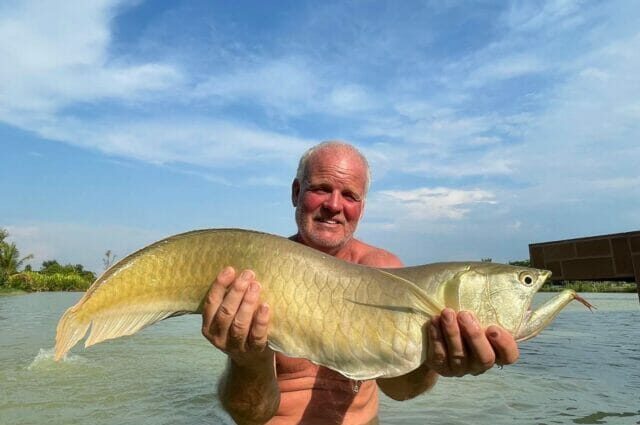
[514,270,551,341]
[514,276,594,342]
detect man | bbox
[201,141,519,424]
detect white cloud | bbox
[194,57,380,117]
[327,84,379,113]
[0,0,182,125]
[27,116,314,170]
[591,177,640,191]
[501,0,583,33]
[193,58,318,115]
[371,187,497,222]
[466,54,546,87]
[507,31,640,204]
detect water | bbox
[1,292,638,425]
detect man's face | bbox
[293,148,366,253]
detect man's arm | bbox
[201,267,279,425]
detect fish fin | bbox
[375,269,444,316]
[55,306,90,361]
[84,310,175,348]
[55,306,176,361]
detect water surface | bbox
[1,292,638,424]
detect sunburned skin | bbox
[292,149,366,256]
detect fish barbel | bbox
[55,229,592,379]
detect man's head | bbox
[292,141,370,254]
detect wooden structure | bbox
[529,230,640,300]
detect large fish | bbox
[55,229,592,379]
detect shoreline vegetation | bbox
[1,228,637,295]
[540,281,637,293]
[1,228,97,293]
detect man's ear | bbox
[291,179,300,207]
[359,198,366,219]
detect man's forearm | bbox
[218,356,280,425]
[376,363,439,401]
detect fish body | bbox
[55,229,590,379]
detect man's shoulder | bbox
[351,239,403,268]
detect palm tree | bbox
[0,240,33,279]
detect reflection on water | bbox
[573,411,640,424]
[1,292,638,425]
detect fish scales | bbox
[54,228,592,380]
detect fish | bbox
[54,228,593,379]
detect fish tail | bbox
[55,306,90,361]
[55,304,181,361]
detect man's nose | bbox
[323,191,342,212]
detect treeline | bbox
[0,228,96,292]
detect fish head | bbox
[450,263,551,336]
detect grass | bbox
[541,281,638,293]
[3,271,93,292]
[0,286,27,296]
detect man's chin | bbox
[307,232,349,251]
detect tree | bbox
[103,250,117,270]
[40,260,64,274]
[0,232,34,283]
[40,260,95,281]
[509,259,531,267]
[0,242,33,278]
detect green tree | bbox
[509,259,531,267]
[40,260,95,281]
[0,229,34,284]
[40,260,64,274]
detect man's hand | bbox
[426,308,519,377]
[201,266,273,367]
[203,267,280,424]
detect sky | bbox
[1,0,639,273]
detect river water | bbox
[1,292,638,425]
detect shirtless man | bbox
[201,141,520,424]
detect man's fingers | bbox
[248,303,271,351]
[202,266,235,332]
[487,326,520,365]
[458,311,495,374]
[427,316,447,374]
[228,280,261,349]
[440,308,466,375]
[214,270,254,343]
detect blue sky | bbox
[2,0,639,273]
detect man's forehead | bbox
[308,148,365,174]
[305,164,366,195]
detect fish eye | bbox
[519,272,534,286]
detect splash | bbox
[27,347,86,370]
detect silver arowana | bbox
[55,229,592,379]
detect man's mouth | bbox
[315,218,341,225]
